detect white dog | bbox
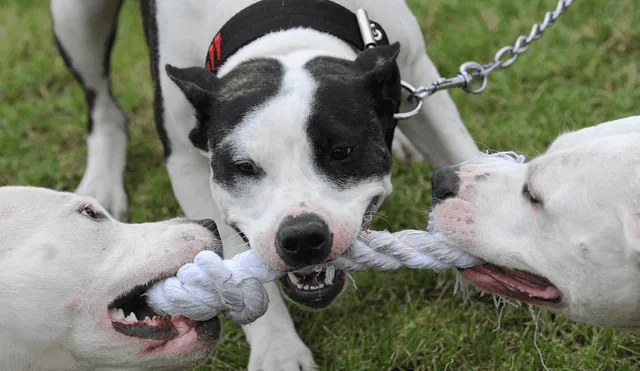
[0,186,228,370]
[430,115,640,332]
[50,0,479,368]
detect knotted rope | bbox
[145,151,525,325]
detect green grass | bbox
[1,0,639,369]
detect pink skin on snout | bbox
[263,202,358,269]
[433,165,479,248]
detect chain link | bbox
[411,0,574,101]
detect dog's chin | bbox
[107,276,220,353]
[278,269,348,310]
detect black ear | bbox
[165,64,219,114]
[165,65,220,152]
[354,42,402,149]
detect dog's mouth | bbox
[107,278,220,351]
[459,264,563,307]
[361,196,380,231]
[279,268,348,309]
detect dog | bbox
[0,186,229,370]
[50,0,479,368]
[430,115,640,332]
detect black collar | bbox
[204,0,390,73]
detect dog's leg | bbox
[51,0,129,220]
[396,51,480,167]
[395,49,480,167]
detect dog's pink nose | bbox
[276,213,332,267]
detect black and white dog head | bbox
[166,43,401,274]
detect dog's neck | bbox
[215,28,358,77]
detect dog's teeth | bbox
[125,312,138,322]
[110,308,125,320]
[303,285,310,290]
[144,316,150,321]
[296,283,303,289]
[287,272,300,285]
[109,308,119,319]
[318,283,325,289]
[310,285,319,290]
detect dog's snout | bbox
[276,213,332,267]
[191,219,221,240]
[431,165,461,206]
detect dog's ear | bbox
[354,42,402,149]
[165,65,219,113]
[165,65,220,152]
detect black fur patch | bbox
[303,43,401,188]
[141,0,172,159]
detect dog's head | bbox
[165,43,401,308]
[0,187,222,370]
[430,116,640,331]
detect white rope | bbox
[146,151,526,325]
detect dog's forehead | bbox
[0,187,96,220]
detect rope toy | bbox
[146,151,525,325]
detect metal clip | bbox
[356,9,377,49]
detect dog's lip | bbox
[460,263,563,307]
[279,270,347,309]
[108,275,220,343]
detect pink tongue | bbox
[468,265,562,300]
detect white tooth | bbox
[144,316,151,321]
[287,272,300,285]
[296,283,303,289]
[318,283,325,289]
[125,312,138,322]
[109,308,119,319]
[310,285,319,290]
[303,285,310,290]
[111,308,125,320]
[325,266,335,285]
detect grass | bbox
[1,0,639,369]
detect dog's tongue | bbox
[462,264,561,300]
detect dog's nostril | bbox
[281,231,327,253]
[431,165,461,205]
[276,213,333,266]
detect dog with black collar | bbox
[50,0,479,369]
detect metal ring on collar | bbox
[394,80,423,120]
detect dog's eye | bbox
[331,147,353,161]
[236,161,259,175]
[80,204,106,221]
[522,184,543,207]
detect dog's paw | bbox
[248,333,317,371]
[75,173,128,221]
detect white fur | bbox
[432,115,640,331]
[0,186,222,370]
[52,0,480,368]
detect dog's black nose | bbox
[431,165,461,206]
[276,213,332,267]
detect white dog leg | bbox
[396,50,479,167]
[51,0,129,220]
[165,151,317,371]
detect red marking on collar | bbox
[205,33,222,72]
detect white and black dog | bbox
[430,116,640,332]
[50,0,478,368]
[0,186,225,370]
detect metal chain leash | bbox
[389,0,575,119]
